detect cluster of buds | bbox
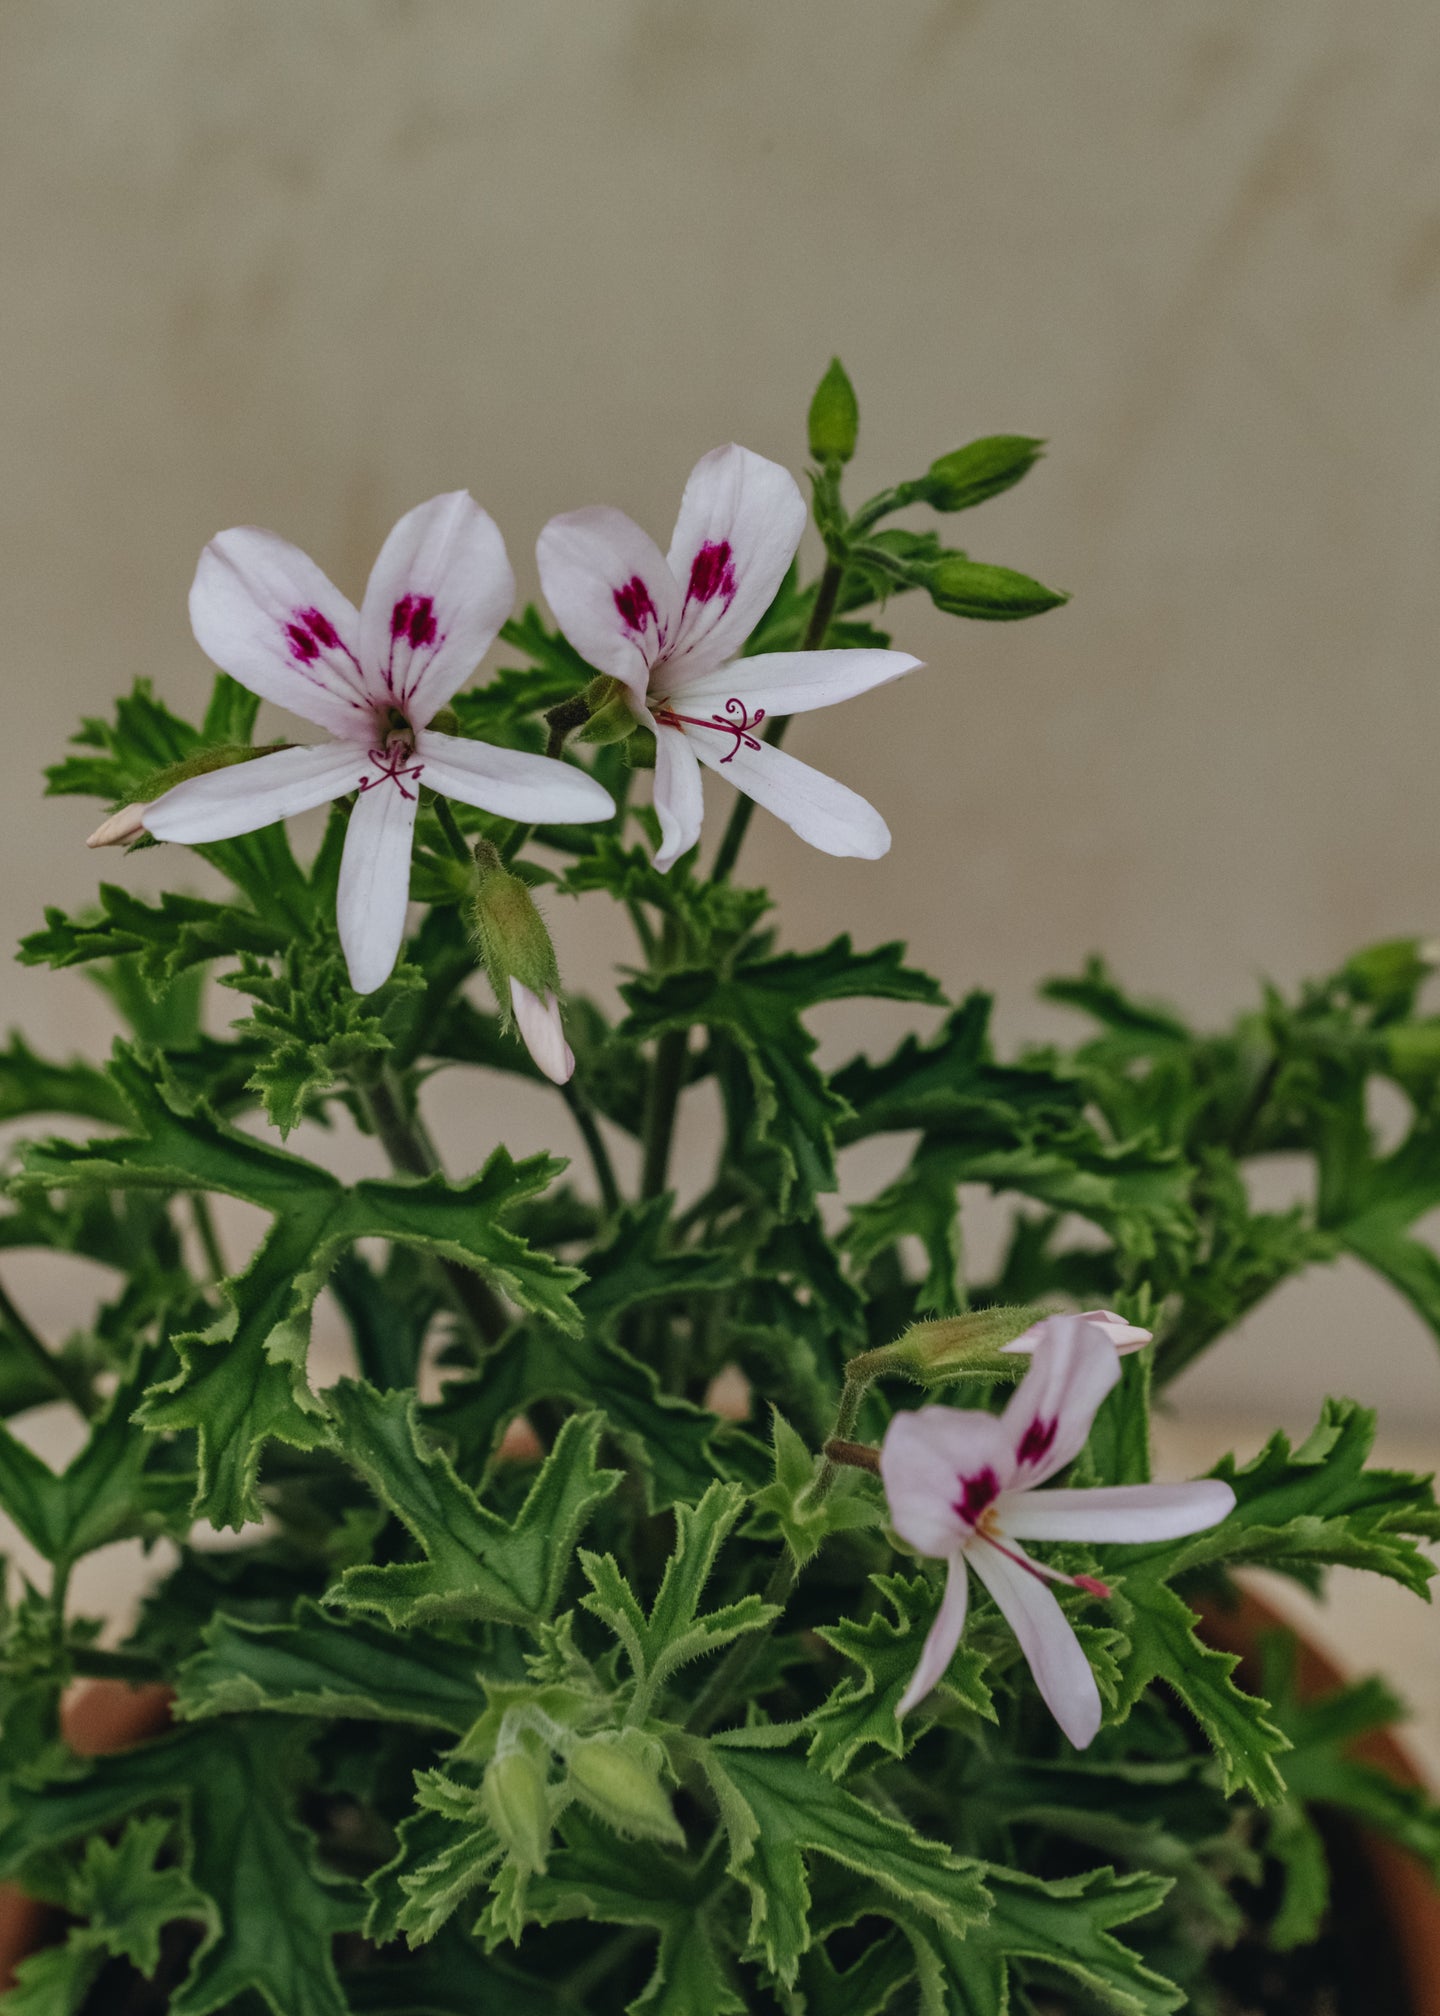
[480,1708,681,1881]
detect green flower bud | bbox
[467,855,573,1083]
[917,435,1044,513]
[883,1304,1052,1383]
[578,675,639,747]
[482,1745,553,1873]
[808,357,860,467]
[565,1732,683,1845]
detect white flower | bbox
[879,1314,1234,1747]
[142,494,616,994]
[536,444,922,869]
[1001,1308,1152,1357]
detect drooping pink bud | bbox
[86,804,148,849]
[509,979,575,1086]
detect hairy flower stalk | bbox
[137,494,615,991]
[881,1315,1234,1745]
[536,444,922,868]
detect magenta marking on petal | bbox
[1016,1416,1058,1469]
[301,606,339,649]
[286,621,321,664]
[391,594,414,640]
[687,539,735,607]
[651,696,765,762]
[613,576,657,635]
[406,595,437,649]
[952,1467,999,1525]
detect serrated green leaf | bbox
[328,1388,621,1630]
[176,1600,484,1730]
[675,1737,988,1985]
[0,1720,360,2016]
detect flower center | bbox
[358,730,424,801]
[651,695,765,762]
[952,1467,999,1526]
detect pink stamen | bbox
[652,695,765,762]
[1074,1574,1112,1599]
[978,1531,1112,1602]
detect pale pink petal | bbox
[536,508,680,699]
[336,775,420,994]
[650,720,705,870]
[665,445,808,674]
[996,1480,1235,1545]
[190,528,371,740]
[142,743,367,845]
[880,1406,1016,1559]
[664,646,922,713]
[510,980,574,1085]
[689,733,889,859]
[415,728,615,825]
[896,1556,970,1718]
[358,493,515,726]
[969,1536,1103,1749]
[1002,1309,1153,1357]
[86,804,147,849]
[1000,1315,1122,1488]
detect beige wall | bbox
[4,0,1440,1434]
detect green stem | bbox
[190,1193,227,1283]
[0,1277,97,1419]
[561,1083,622,1220]
[357,1069,509,1346]
[432,794,474,865]
[639,1028,688,1201]
[710,555,846,885]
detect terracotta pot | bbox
[1203,1588,1440,2016]
[0,1680,172,1991]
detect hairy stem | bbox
[190,1193,227,1283]
[639,1029,688,1201]
[432,793,474,866]
[710,555,846,885]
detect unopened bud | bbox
[578,676,639,747]
[87,742,290,849]
[482,1746,553,1873]
[889,1305,1054,1382]
[566,1732,683,1845]
[918,436,1044,513]
[86,804,148,849]
[468,858,572,1082]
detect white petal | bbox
[879,1406,1016,1559]
[1001,1309,1153,1357]
[510,980,574,1085]
[896,1556,970,1718]
[665,445,807,674]
[651,720,705,870]
[142,742,366,844]
[1000,1315,1122,1488]
[336,774,420,994]
[689,733,889,859]
[536,507,680,698]
[358,493,515,726]
[997,1480,1236,1545]
[189,528,371,739]
[416,728,615,825]
[969,1537,1103,1749]
[665,646,922,714]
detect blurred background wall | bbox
[3,0,1440,1436]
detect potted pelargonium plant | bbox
[0,360,1438,2016]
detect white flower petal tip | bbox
[86,804,147,849]
[510,980,574,1085]
[1000,1309,1153,1356]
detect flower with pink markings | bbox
[536,444,923,869]
[879,1314,1233,1747]
[140,495,615,994]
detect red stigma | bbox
[1074,1574,1112,1600]
[687,540,735,606]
